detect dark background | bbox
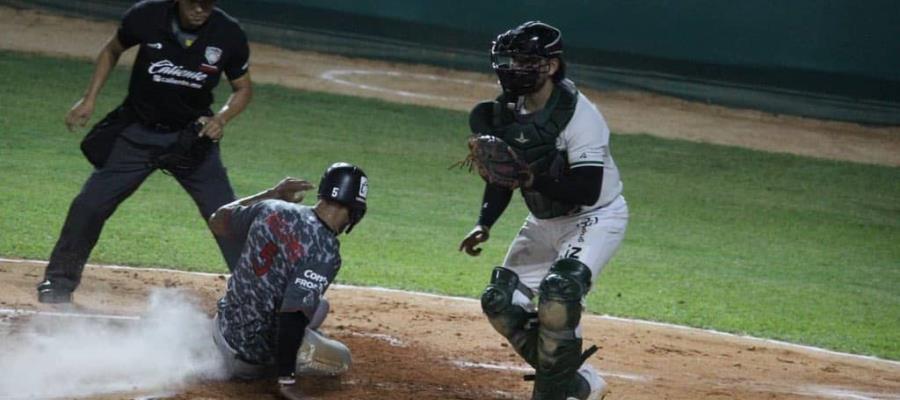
[14,0,900,124]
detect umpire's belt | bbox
[139,120,187,133]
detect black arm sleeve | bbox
[477,183,513,228]
[531,166,604,205]
[469,101,494,133]
[275,312,310,377]
[470,101,511,228]
[116,2,147,49]
[224,28,250,80]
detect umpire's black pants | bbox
[43,123,240,292]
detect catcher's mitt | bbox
[457,134,530,189]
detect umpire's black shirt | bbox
[118,0,249,129]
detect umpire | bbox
[37,0,253,303]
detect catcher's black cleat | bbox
[37,280,73,304]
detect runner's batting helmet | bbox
[318,162,368,234]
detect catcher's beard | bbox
[518,74,551,105]
[497,60,553,98]
[531,74,551,94]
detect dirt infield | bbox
[2,260,900,399]
[1,6,899,166]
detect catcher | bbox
[459,21,628,400]
[37,0,252,303]
[208,163,368,399]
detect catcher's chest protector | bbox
[488,81,579,218]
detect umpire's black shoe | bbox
[37,280,73,304]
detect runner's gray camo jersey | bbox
[216,200,340,364]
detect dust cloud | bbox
[0,289,226,399]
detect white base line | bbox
[350,331,406,347]
[2,257,899,368]
[0,307,140,321]
[319,69,495,102]
[452,361,651,382]
[795,385,900,400]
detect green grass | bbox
[1,51,898,359]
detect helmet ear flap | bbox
[344,207,366,234]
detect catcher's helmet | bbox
[318,162,368,234]
[491,21,564,97]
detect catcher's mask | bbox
[317,162,368,234]
[491,21,564,97]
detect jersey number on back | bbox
[254,242,278,277]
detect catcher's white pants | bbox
[497,196,625,393]
[502,194,628,302]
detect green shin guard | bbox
[533,303,583,399]
[532,259,593,400]
[482,266,540,367]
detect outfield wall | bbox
[10,0,900,125]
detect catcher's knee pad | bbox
[481,267,520,315]
[295,328,351,376]
[481,267,533,336]
[538,258,592,332]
